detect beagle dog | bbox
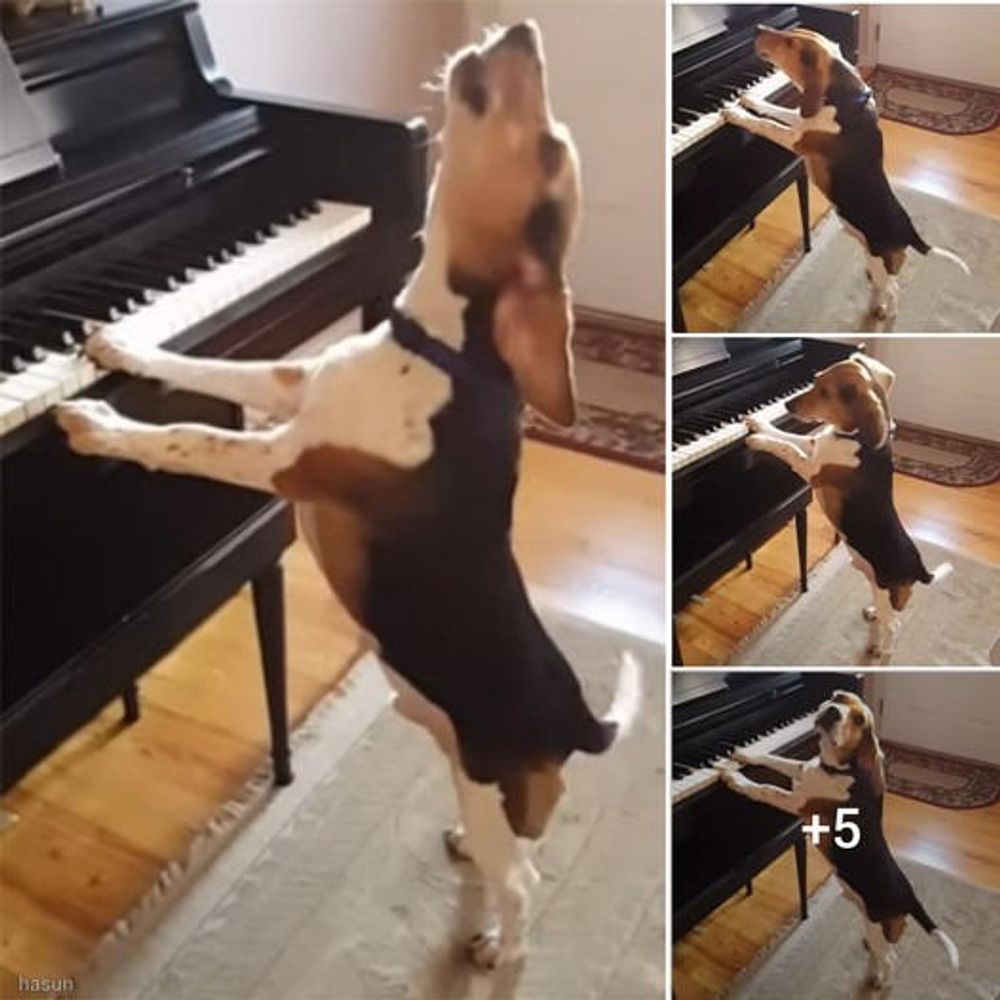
[745,352,950,662]
[717,690,960,991]
[722,26,970,322]
[54,23,641,969]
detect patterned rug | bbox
[524,319,666,472]
[870,66,1000,135]
[894,423,1000,487]
[884,743,1000,810]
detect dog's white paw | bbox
[739,93,766,115]
[744,415,770,435]
[443,825,472,862]
[721,103,752,127]
[86,328,155,376]
[862,605,878,622]
[54,399,126,456]
[467,929,521,970]
[745,433,769,452]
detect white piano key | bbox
[671,709,816,805]
[672,68,791,157]
[0,200,371,436]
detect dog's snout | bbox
[500,21,539,56]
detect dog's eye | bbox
[838,384,857,402]
[818,386,829,399]
[850,711,865,726]
[801,48,816,67]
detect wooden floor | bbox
[676,472,1000,666]
[0,442,664,995]
[673,791,1000,1000]
[678,117,1000,331]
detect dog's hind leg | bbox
[453,771,538,969]
[869,587,900,662]
[863,920,898,990]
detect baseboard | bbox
[574,305,665,339]
[874,62,1000,95]
[896,419,1000,450]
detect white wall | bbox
[868,675,1000,765]
[869,339,1000,441]
[199,0,466,122]
[469,1,665,320]
[875,5,1000,88]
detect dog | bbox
[716,689,960,991]
[54,22,641,969]
[744,352,950,662]
[721,25,970,322]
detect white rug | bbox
[84,613,665,1000]
[725,859,1000,1000]
[735,184,1000,333]
[728,538,1000,667]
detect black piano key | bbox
[38,294,122,323]
[139,247,217,273]
[36,307,103,336]
[76,278,155,306]
[0,335,46,372]
[100,263,182,291]
[4,314,80,352]
[64,283,141,314]
[126,253,200,282]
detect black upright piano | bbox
[672,671,862,941]
[0,0,427,791]
[672,4,860,330]
[672,337,855,664]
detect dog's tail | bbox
[577,651,642,753]
[911,898,960,970]
[919,561,953,586]
[911,232,972,276]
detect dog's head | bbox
[434,22,581,425]
[814,690,885,795]
[754,25,851,116]
[786,353,896,448]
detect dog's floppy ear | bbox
[855,722,886,798]
[853,386,889,448]
[499,761,565,839]
[800,77,825,118]
[852,352,896,395]
[494,274,575,425]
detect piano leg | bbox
[796,166,812,254]
[251,560,293,787]
[795,508,808,593]
[795,834,809,920]
[121,682,140,724]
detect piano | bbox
[672,4,859,331]
[672,670,862,941]
[672,337,855,665]
[1,0,427,791]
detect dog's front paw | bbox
[739,93,765,115]
[721,103,751,127]
[745,433,770,452]
[53,399,125,456]
[744,415,771,435]
[862,605,878,623]
[86,329,154,376]
[467,929,521,970]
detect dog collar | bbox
[389,308,514,390]
[819,760,851,775]
[854,85,873,107]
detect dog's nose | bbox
[816,706,840,731]
[500,21,539,56]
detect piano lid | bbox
[0,39,59,186]
[672,4,783,54]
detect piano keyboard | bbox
[672,67,790,157]
[671,708,816,805]
[0,200,371,434]
[671,379,811,473]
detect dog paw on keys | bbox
[85,328,153,376]
[721,103,755,127]
[442,825,472,862]
[53,399,127,456]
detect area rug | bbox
[727,538,1000,667]
[734,185,1000,333]
[884,743,1000,810]
[869,66,1000,135]
[894,423,1000,487]
[524,318,666,472]
[84,613,665,1000]
[724,858,1000,1000]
